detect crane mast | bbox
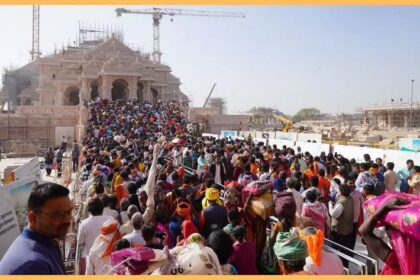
[31,5,41,61]
[116,7,245,63]
[203,83,217,108]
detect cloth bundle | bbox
[363,193,420,241]
[363,193,420,274]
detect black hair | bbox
[339,184,351,197]
[306,189,318,203]
[127,182,139,195]
[386,162,395,170]
[310,176,319,187]
[101,194,110,207]
[361,162,370,171]
[183,174,191,184]
[120,168,130,180]
[141,224,156,242]
[363,184,375,196]
[108,195,117,210]
[207,229,234,265]
[318,169,325,177]
[231,225,246,242]
[87,197,104,216]
[95,183,104,195]
[282,259,306,273]
[114,239,131,251]
[227,208,241,227]
[171,172,179,181]
[27,183,69,212]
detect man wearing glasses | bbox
[0,183,73,274]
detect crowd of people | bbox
[1,99,419,275]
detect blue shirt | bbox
[0,228,65,275]
[398,168,414,181]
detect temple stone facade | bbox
[0,37,189,148]
[0,36,189,108]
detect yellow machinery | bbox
[272,112,294,132]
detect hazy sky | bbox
[1,5,420,115]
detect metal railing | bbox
[59,159,85,275]
[324,238,378,275]
[268,216,373,275]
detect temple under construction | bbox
[362,102,420,129]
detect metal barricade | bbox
[61,161,85,274]
[324,238,378,275]
[268,216,369,275]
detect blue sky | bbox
[1,5,420,115]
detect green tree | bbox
[293,108,321,122]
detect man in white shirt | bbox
[101,195,119,220]
[172,145,182,167]
[285,178,303,217]
[85,219,120,275]
[77,198,113,274]
[119,198,131,225]
[123,213,145,247]
[383,162,398,192]
[120,205,139,236]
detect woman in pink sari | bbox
[360,194,420,275]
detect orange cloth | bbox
[176,202,192,220]
[100,221,121,259]
[115,184,129,207]
[250,163,259,175]
[318,176,331,203]
[178,166,185,179]
[112,159,122,169]
[304,168,317,180]
[300,229,324,267]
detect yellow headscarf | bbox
[202,188,222,209]
[205,188,220,201]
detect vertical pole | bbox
[410,79,415,131]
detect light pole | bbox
[410,79,415,131]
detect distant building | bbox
[207,97,226,114]
[362,102,420,128]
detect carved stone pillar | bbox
[129,78,138,100]
[80,78,89,102]
[144,81,152,102]
[102,76,112,100]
